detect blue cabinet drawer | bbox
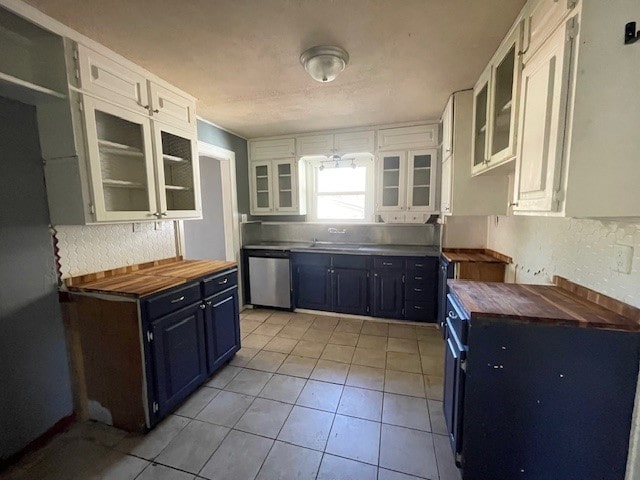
[144,282,201,320]
[404,300,436,321]
[406,257,436,271]
[373,257,406,270]
[292,252,331,267]
[202,269,237,297]
[405,283,436,301]
[332,254,369,270]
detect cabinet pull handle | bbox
[415,276,423,280]
[509,202,519,207]
[153,108,160,113]
[448,310,458,320]
[382,262,393,266]
[414,306,423,310]
[218,278,228,285]
[414,288,422,292]
[415,263,424,267]
[171,295,185,303]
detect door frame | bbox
[174,141,243,304]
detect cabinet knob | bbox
[509,202,519,207]
[199,303,206,310]
[206,300,212,306]
[161,212,168,217]
[153,108,160,113]
[171,295,185,304]
[448,310,458,320]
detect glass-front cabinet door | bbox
[273,159,298,213]
[407,149,436,212]
[154,123,201,219]
[489,25,522,165]
[83,96,157,222]
[250,161,273,214]
[472,67,490,175]
[378,152,406,211]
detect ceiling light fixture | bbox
[300,45,349,83]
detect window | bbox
[307,155,374,222]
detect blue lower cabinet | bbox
[150,302,207,420]
[372,270,404,318]
[294,264,332,311]
[332,268,369,316]
[204,287,240,374]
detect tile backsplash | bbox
[242,222,440,246]
[55,222,177,279]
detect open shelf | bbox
[163,153,189,163]
[0,71,66,105]
[165,184,191,191]
[98,139,144,157]
[103,179,146,189]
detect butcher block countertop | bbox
[448,278,640,332]
[65,257,237,298]
[442,248,511,264]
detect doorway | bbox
[180,142,242,302]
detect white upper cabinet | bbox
[296,130,374,157]
[376,148,438,221]
[440,91,509,217]
[76,44,150,114]
[250,138,295,161]
[296,134,334,157]
[149,82,196,130]
[472,22,523,175]
[441,95,454,161]
[334,130,375,155]
[249,137,305,216]
[82,96,158,222]
[512,20,573,214]
[378,125,438,151]
[524,0,577,59]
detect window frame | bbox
[305,155,375,223]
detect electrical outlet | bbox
[132,223,142,233]
[613,244,633,274]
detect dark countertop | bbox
[243,242,440,257]
[448,279,639,332]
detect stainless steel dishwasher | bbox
[245,249,292,308]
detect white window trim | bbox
[305,155,375,223]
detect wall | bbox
[55,223,177,279]
[0,97,73,462]
[441,216,487,249]
[183,157,227,261]
[486,216,640,308]
[197,119,249,214]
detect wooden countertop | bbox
[448,279,640,332]
[442,248,511,264]
[66,258,237,297]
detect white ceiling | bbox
[24,0,526,138]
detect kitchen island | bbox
[444,277,640,480]
[65,257,240,432]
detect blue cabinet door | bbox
[205,287,240,374]
[372,271,404,319]
[332,268,369,316]
[150,303,207,419]
[294,264,332,311]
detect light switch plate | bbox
[613,244,633,274]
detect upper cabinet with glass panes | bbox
[472,21,523,176]
[36,34,201,224]
[248,137,306,216]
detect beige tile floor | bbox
[3,310,461,480]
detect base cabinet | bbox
[69,266,240,431]
[150,303,207,419]
[204,287,240,374]
[371,271,404,318]
[292,252,437,322]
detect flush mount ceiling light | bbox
[300,45,349,83]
